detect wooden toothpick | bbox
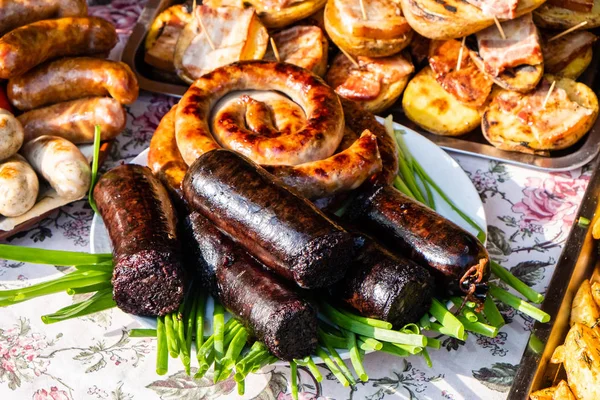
[339,46,360,68]
[192,0,196,11]
[197,13,216,50]
[548,21,588,42]
[542,80,556,109]
[359,0,368,20]
[270,37,281,62]
[493,17,506,39]
[456,37,466,71]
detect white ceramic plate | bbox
[90,121,487,362]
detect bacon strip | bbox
[542,31,597,74]
[429,40,493,107]
[476,14,543,77]
[465,0,518,19]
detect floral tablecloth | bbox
[0,1,594,399]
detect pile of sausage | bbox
[94,60,491,361]
[0,0,139,219]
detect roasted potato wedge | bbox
[402,67,482,136]
[551,345,566,364]
[324,0,413,57]
[530,381,576,400]
[326,52,414,113]
[174,5,268,84]
[534,0,600,29]
[263,25,328,76]
[530,386,557,400]
[562,323,600,400]
[400,0,546,39]
[482,75,599,154]
[571,280,600,328]
[592,282,600,308]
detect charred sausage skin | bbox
[332,239,434,328]
[347,185,490,300]
[93,164,185,316]
[183,149,357,289]
[183,211,318,360]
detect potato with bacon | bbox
[174,5,269,83]
[534,0,600,29]
[324,0,413,57]
[482,75,599,154]
[470,14,544,93]
[402,67,482,136]
[263,25,328,76]
[144,3,192,72]
[326,52,414,113]
[542,31,596,79]
[400,0,546,40]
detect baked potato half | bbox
[543,31,596,79]
[402,66,482,136]
[470,54,544,93]
[324,0,413,57]
[558,47,593,79]
[326,52,414,113]
[400,0,546,39]
[174,5,268,84]
[144,4,192,72]
[482,75,599,154]
[534,0,600,29]
[263,25,329,76]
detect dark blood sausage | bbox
[0,17,118,79]
[182,149,357,289]
[93,164,185,316]
[346,185,490,300]
[183,211,318,360]
[331,239,435,328]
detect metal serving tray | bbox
[509,154,600,399]
[122,0,600,171]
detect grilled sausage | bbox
[8,58,139,111]
[93,164,185,316]
[183,211,318,360]
[21,135,90,200]
[0,17,118,79]
[346,185,490,300]
[0,154,39,217]
[0,0,87,36]
[332,239,434,328]
[18,97,126,144]
[183,149,357,289]
[0,109,24,162]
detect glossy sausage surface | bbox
[183,149,357,289]
[183,211,318,360]
[8,58,138,111]
[0,0,87,36]
[93,164,185,316]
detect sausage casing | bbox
[0,154,39,217]
[8,58,139,111]
[17,97,126,144]
[346,185,490,300]
[0,109,24,162]
[0,0,87,36]
[21,135,90,200]
[183,149,357,289]
[0,17,117,79]
[183,211,318,360]
[93,164,185,316]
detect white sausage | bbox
[0,154,39,217]
[0,109,24,161]
[21,135,90,200]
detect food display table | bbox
[0,1,593,399]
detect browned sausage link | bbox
[183,149,357,289]
[331,239,434,328]
[183,211,318,360]
[148,105,188,198]
[18,97,126,144]
[93,164,185,316]
[0,0,88,36]
[346,185,490,300]
[0,17,117,79]
[8,58,139,111]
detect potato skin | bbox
[0,154,38,217]
[402,67,481,136]
[534,0,600,29]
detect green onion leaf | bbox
[88,124,102,214]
